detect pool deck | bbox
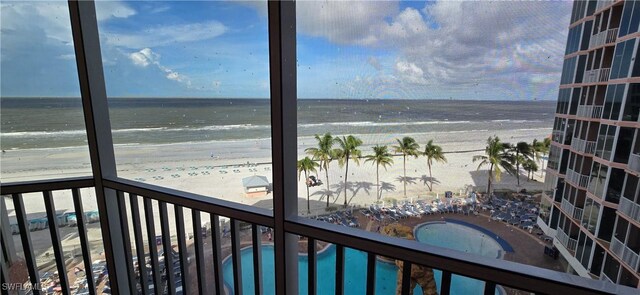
[176,209,563,294]
[356,211,563,273]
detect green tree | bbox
[473,136,515,199]
[305,133,338,207]
[511,141,533,187]
[364,145,394,201]
[422,139,447,192]
[297,157,319,214]
[523,158,539,181]
[335,135,363,207]
[393,137,420,197]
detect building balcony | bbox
[611,237,640,271]
[552,130,565,143]
[619,196,640,224]
[571,137,597,155]
[629,153,640,173]
[556,227,578,252]
[573,206,584,221]
[576,105,604,119]
[561,198,576,216]
[588,28,619,49]
[566,168,591,189]
[595,0,615,12]
[583,68,611,83]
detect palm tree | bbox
[422,139,447,192]
[364,145,394,201]
[473,136,515,199]
[511,141,533,187]
[522,158,539,181]
[393,137,420,197]
[305,133,338,207]
[335,135,363,207]
[297,157,319,214]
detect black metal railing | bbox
[3,177,638,295]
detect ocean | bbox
[0,98,556,150]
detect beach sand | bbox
[2,128,551,265]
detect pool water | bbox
[222,222,505,294]
[222,245,417,295]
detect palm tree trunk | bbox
[516,151,520,187]
[428,163,433,192]
[305,171,310,214]
[344,156,349,207]
[488,163,494,200]
[325,165,330,207]
[403,155,407,197]
[376,164,380,201]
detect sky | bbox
[0,0,573,100]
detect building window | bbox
[610,39,637,80]
[618,0,640,38]
[622,84,640,122]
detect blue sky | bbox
[1,0,572,100]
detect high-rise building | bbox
[538,0,640,288]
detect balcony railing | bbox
[628,153,640,173]
[566,168,591,189]
[561,198,576,217]
[552,130,565,143]
[583,68,612,83]
[576,105,604,119]
[589,28,619,49]
[619,196,640,223]
[611,237,640,271]
[571,138,597,155]
[556,227,578,252]
[3,177,633,295]
[573,207,584,221]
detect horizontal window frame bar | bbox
[0,176,94,195]
[284,217,634,295]
[102,178,273,227]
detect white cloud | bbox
[128,48,191,86]
[296,1,399,45]
[395,61,427,85]
[95,0,136,21]
[128,48,158,67]
[104,21,228,48]
[296,1,571,98]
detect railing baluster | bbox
[366,252,376,295]
[72,188,96,295]
[43,190,70,294]
[192,210,207,295]
[230,219,243,295]
[440,271,452,295]
[11,194,40,295]
[308,237,317,295]
[129,193,150,295]
[159,201,176,295]
[175,206,190,295]
[484,281,496,295]
[335,244,345,295]
[116,191,137,293]
[143,198,162,294]
[401,261,412,295]
[0,229,10,295]
[251,224,263,295]
[211,215,224,295]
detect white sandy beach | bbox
[2,127,550,261]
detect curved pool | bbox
[222,221,507,294]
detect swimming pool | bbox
[222,221,506,294]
